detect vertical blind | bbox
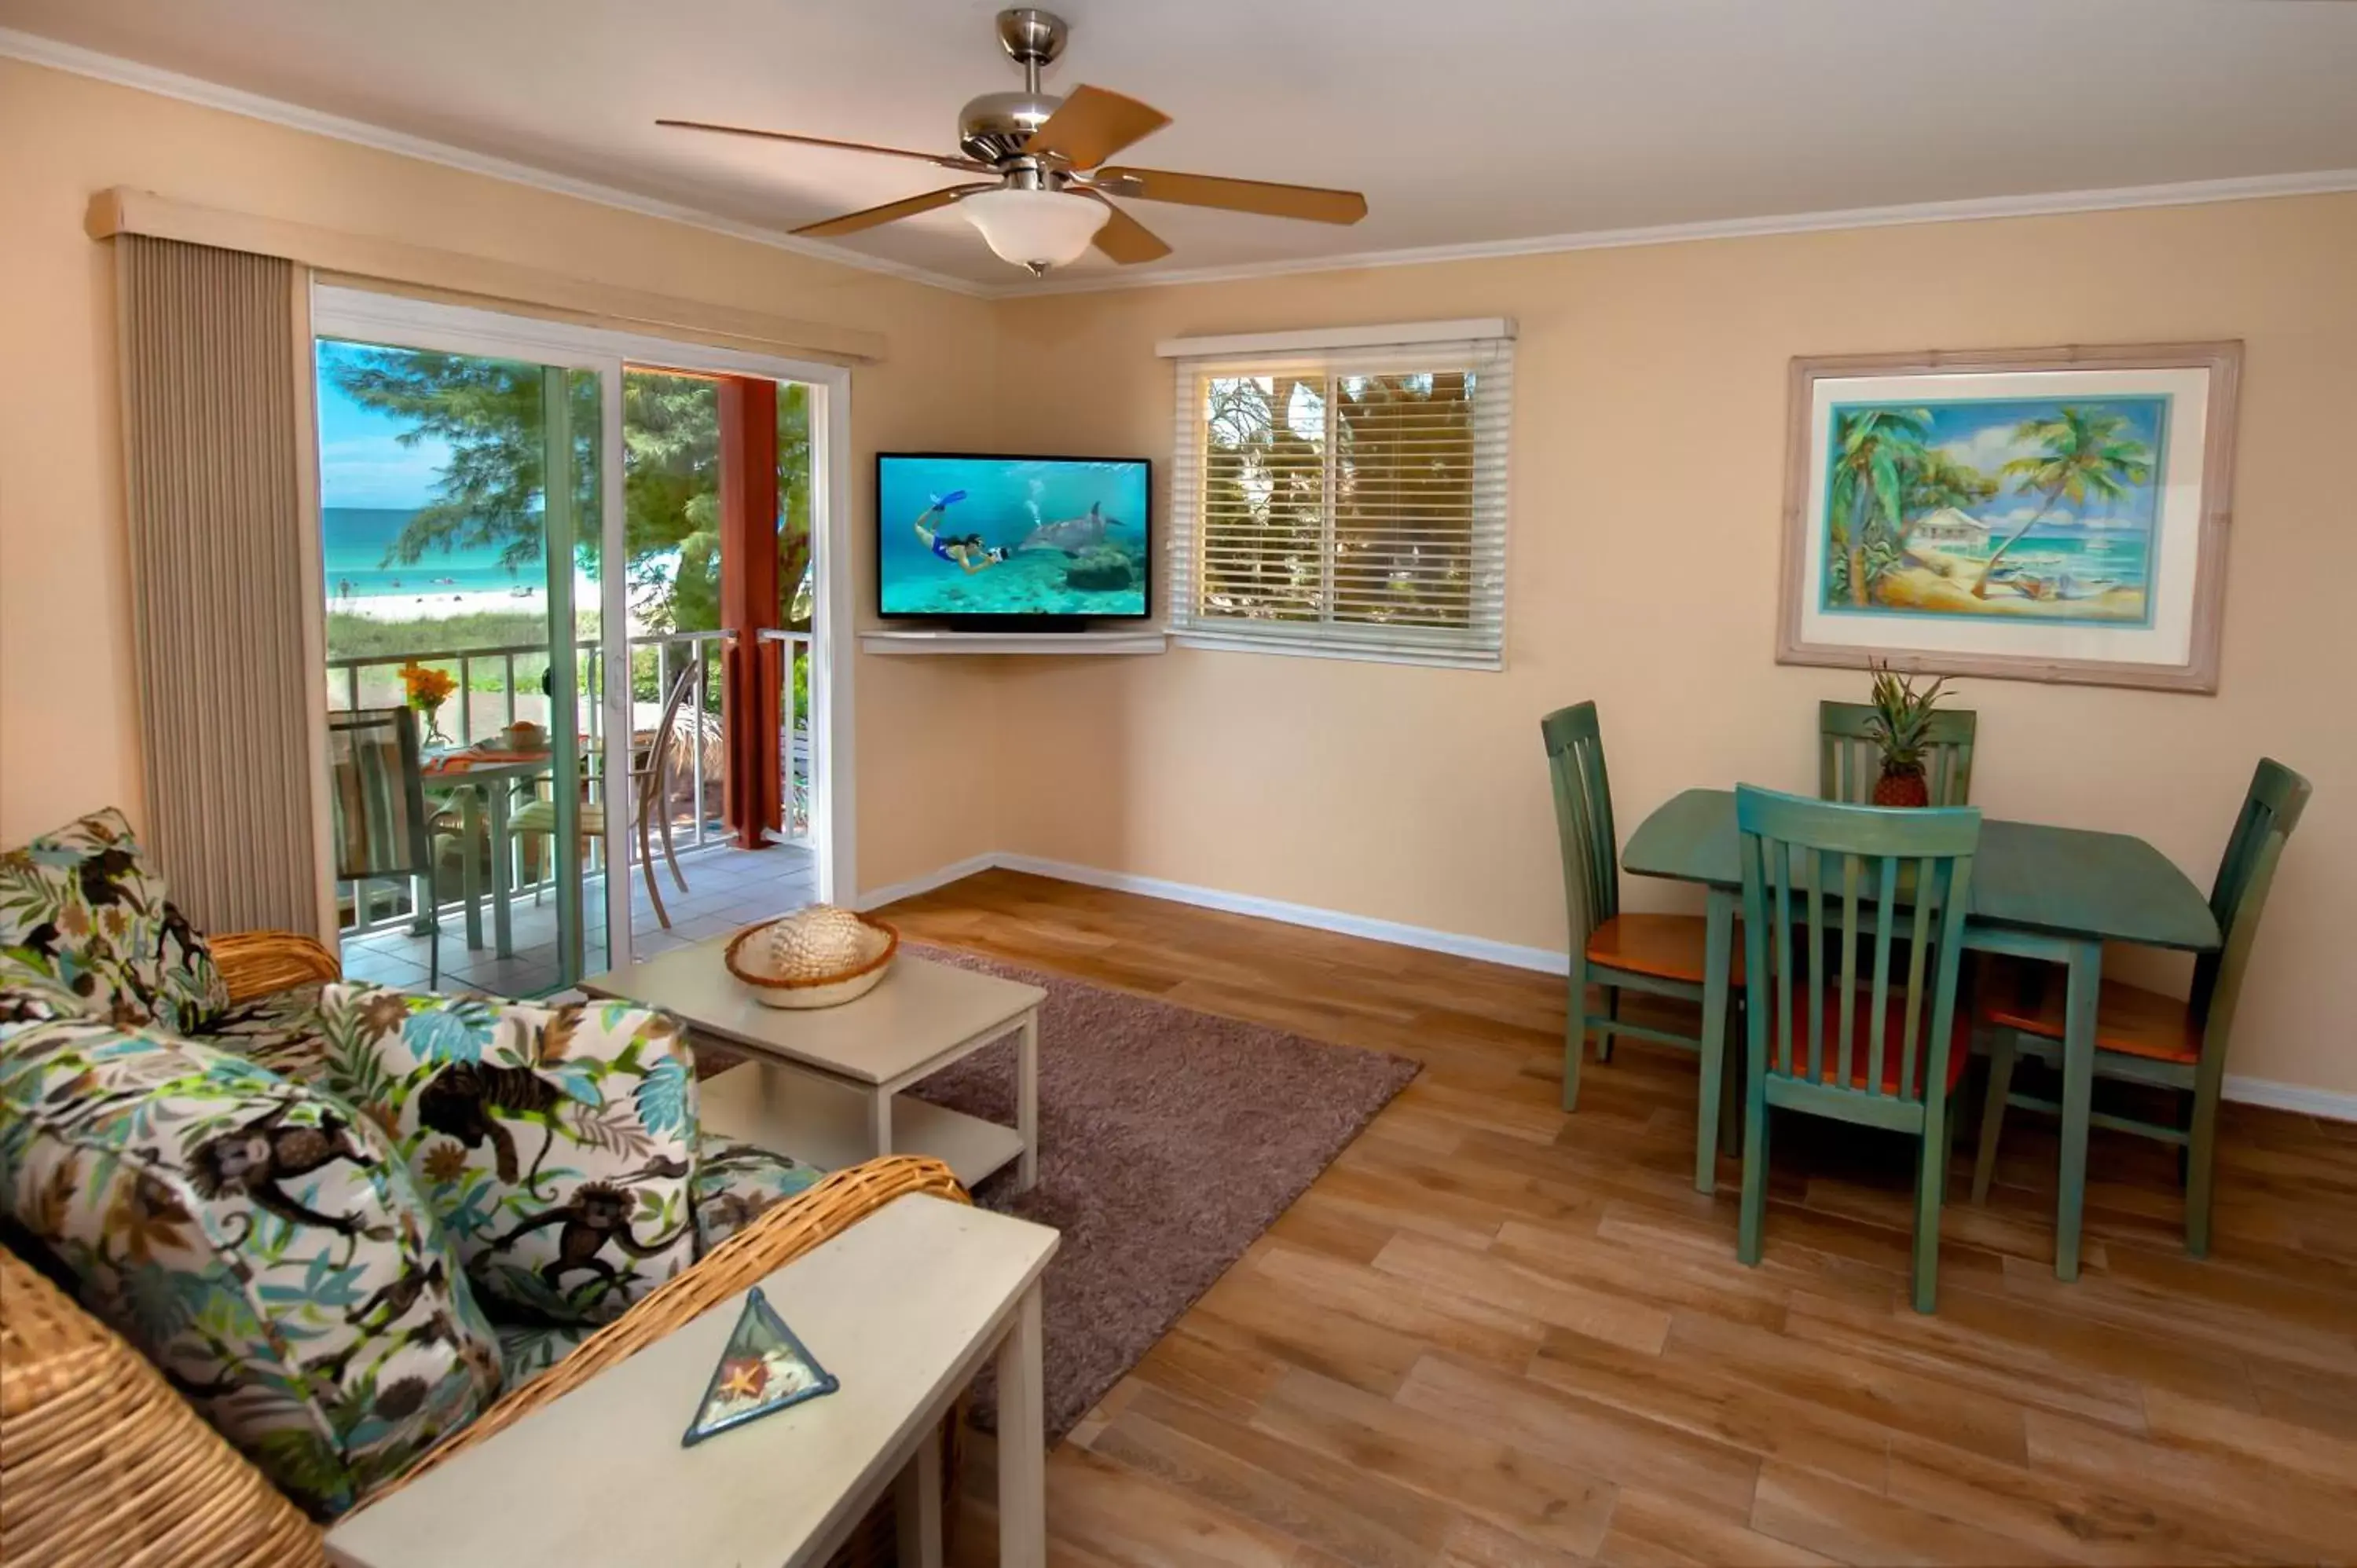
[1166,329,1515,668]
[117,236,323,935]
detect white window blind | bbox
[1164,322,1513,669]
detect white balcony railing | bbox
[328,626,812,935]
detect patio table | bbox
[1621,787,2219,1281]
[420,745,552,957]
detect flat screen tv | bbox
[877,452,1151,624]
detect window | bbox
[1163,320,1515,668]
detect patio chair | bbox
[511,661,699,929]
[326,705,445,987]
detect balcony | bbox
[331,626,815,995]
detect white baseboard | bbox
[2219,1075,2357,1123]
[992,853,1571,976]
[863,852,2353,1123]
[851,852,998,913]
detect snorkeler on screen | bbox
[913,491,1010,574]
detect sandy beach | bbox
[329,585,549,622]
[1870,545,2146,621]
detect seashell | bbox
[763,904,874,980]
[726,906,899,1009]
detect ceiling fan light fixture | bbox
[958,187,1109,273]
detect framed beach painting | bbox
[1778,343,2241,692]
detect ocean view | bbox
[322,507,544,599]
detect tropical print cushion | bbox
[692,1131,826,1249]
[1,952,90,1033]
[196,982,332,1085]
[0,808,229,1034]
[493,1319,598,1392]
[0,1018,502,1519]
[315,986,700,1328]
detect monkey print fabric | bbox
[0,808,229,1034]
[317,986,702,1328]
[0,1018,503,1518]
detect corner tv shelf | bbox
[858,628,1169,656]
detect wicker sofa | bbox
[0,811,966,1566]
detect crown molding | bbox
[9,26,2355,306]
[0,27,994,299]
[1006,166,2357,299]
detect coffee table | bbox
[582,940,1046,1192]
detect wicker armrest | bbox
[211,932,341,1005]
[370,1155,968,1503]
[1,1245,325,1568]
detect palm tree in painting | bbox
[1904,447,2000,524]
[1829,407,1932,606]
[1969,406,2154,599]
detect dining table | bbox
[1621,787,2220,1281]
[420,742,553,958]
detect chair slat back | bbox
[2189,757,2311,1039]
[327,707,432,882]
[1737,786,1980,1106]
[646,659,702,777]
[1818,701,1978,806]
[1540,702,1620,948]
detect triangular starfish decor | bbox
[681,1287,839,1446]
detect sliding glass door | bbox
[316,339,614,995]
[307,284,852,998]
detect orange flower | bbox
[398,661,457,712]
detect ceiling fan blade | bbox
[1093,166,1367,225]
[658,119,990,174]
[792,185,995,238]
[1080,193,1173,265]
[1023,86,1171,170]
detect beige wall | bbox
[5,53,2352,1097]
[0,57,998,893]
[988,194,2357,1098]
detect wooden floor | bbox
[878,870,2357,1567]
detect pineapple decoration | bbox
[1863,660,1952,808]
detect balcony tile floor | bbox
[343,840,818,998]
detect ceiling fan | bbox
[658,7,1368,276]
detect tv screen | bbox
[877,452,1151,621]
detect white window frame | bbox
[1160,318,1516,670]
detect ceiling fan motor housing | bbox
[963,9,1072,164]
[958,90,1063,165]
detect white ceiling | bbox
[8,0,2357,293]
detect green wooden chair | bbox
[1971,757,2311,1257]
[1819,701,1978,806]
[1541,702,1742,1141]
[1735,785,1981,1313]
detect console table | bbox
[326,1194,1058,1568]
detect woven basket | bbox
[724,910,899,1009]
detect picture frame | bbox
[1777,343,2242,693]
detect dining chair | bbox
[512,661,700,929]
[1970,757,2311,1257]
[1541,702,1743,1130]
[1735,785,1981,1313]
[326,706,443,987]
[1819,701,1978,806]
